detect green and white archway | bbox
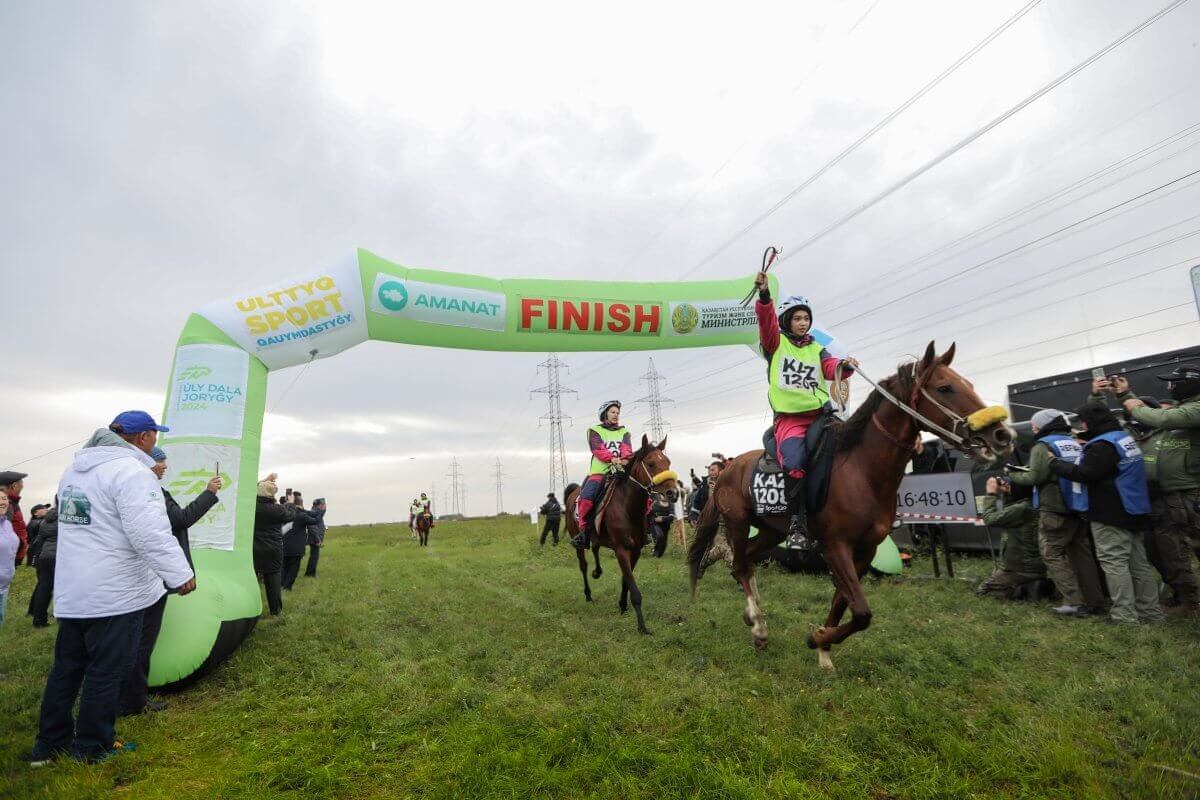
[151,249,782,687]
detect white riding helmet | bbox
[598,400,622,421]
[777,294,813,325]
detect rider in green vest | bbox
[572,400,633,547]
[754,271,858,549]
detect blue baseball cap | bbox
[110,410,169,434]
[150,447,168,462]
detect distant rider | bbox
[572,400,633,547]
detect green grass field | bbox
[2,516,1199,799]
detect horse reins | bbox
[851,363,971,450]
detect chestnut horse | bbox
[687,342,1013,670]
[565,435,680,634]
[415,511,433,547]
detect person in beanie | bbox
[538,493,562,546]
[1049,401,1164,625]
[1,470,30,567]
[30,411,195,765]
[117,447,222,716]
[253,474,293,616]
[1109,367,1200,614]
[1005,408,1106,617]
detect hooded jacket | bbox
[52,429,195,618]
[304,505,327,546]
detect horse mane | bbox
[834,362,915,454]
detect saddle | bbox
[750,411,835,517]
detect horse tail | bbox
[563,483,579,506]
[687,494,721,600]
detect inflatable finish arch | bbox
[150,249,782,687]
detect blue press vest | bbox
[1034,434,1088,513]
[1084,430,1151,516]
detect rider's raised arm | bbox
[755,296,780,357]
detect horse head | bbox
[908,341,1014,462]
[632,433,680,505]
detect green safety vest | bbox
[767,337,830,414]
[589,424,629,475]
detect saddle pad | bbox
[748,465,788,517]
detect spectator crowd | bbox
[977,366,1200,624]
[1,410,330,766]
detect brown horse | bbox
[565,435,680,634]
[415,512,433,547]
[688,342,1013,670]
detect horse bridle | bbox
[855,362,997,457]
[625,453,679,502]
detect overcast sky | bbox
[3,0,1198,524]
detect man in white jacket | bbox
[30,411,196,765]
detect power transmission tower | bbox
[531,354,578,494]
[494,458,505,515]
[636,357,673,442]
[446,458,463,515]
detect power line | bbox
[678,0,1045,279]
[823,120,1200,314]
[833,167,1200,328]
[531,354,578,494]
[847,216,1200,354]
[635,358,674,442]
[777,0,1193,266]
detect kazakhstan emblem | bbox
[671,303,700,334]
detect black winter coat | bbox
[253,496,295,573]
[1050,432,1151,532]
[34,509,57,561]
[284,506,321,557]
[26,516,43,560]
[163,489,219,568]
[539,499,562,520]
[305,506,327,545]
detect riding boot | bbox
[783,474,816,551]
[573,498,594,547]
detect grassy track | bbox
[2,516,1199,798]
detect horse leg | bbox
[729,521,767,650]
[813,590,849,672]
[808,545,872,661]
[591,543,603,580]
[575,543,593,602]
[614,545,650,634]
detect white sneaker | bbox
[1051,604,1081,615]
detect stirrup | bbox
[784,515,816,551]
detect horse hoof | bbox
[752,635,768,651]
[639,627,653,636]
[592,569,602,579]
[585,595,593,602]
[818,650,835,672]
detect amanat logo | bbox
[519,298,661,336]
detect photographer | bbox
[1005,409,1105,617]
[976,476,1046,601]
[303,498,327,578]
[1048,402,1164,625]
[1106,367,1200,614]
